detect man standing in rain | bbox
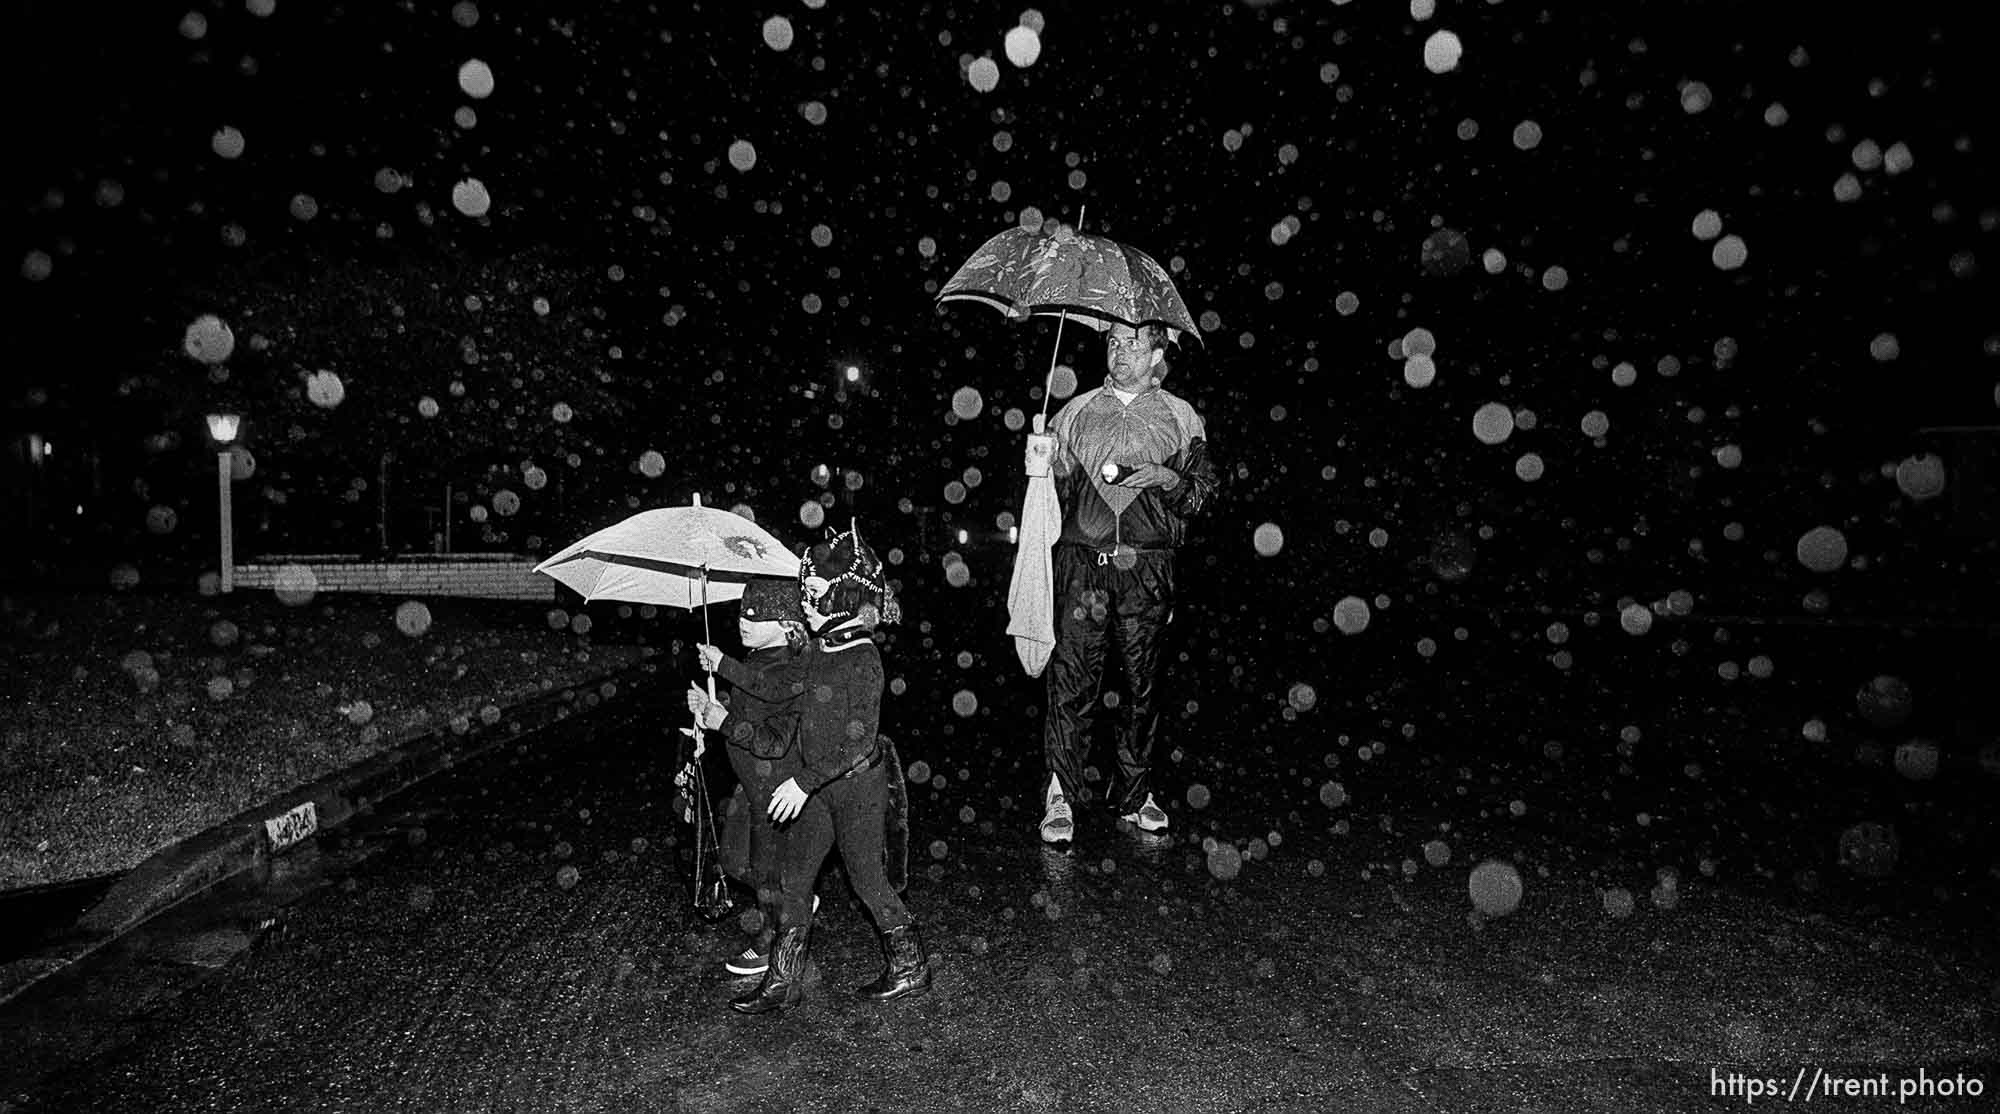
[1038,322,1218,844]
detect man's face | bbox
[1104,325,1158,387]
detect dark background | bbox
[5,1,1997,911]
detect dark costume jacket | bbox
[791,636,908,892]
[715,647,805,759]
[1048,382,1219,551]
[712,646,804,884]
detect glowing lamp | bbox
[206,412,242,444]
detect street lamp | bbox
[207,413,241,592]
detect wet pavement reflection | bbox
[2,675,1994,1112]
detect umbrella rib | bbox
[565,550,778,580]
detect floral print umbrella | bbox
[937,221,1200,348]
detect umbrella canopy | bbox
[537,495,795,914]
[534,496,801,607]
[937,222,1200,347]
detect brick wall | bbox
[232,556,555,601]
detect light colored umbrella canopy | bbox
[535,497,801,608]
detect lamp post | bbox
[206,413,241,593]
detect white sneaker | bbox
[1121,793,1169,832]
[1040,775,1074,844]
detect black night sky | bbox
[4,1,2000,1105]
[10,0,2000,855]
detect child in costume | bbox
[688,577,808,977]
[699,521,924,1015]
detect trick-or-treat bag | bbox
[676,737,735,922]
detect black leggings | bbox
[778,762,911,931]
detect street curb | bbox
[0,648,665,1010]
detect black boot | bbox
[731,924,809,1014]
[856,923,931,1002]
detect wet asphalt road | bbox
[5,658,1997,1112]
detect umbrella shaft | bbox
[1042,309,1071,426]
[699,565,717,700]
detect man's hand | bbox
[1118,462,1182,490]
[695,643,723,672]
[768,777,808,823]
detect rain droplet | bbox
[1004,24,1042,67]
[1252,523,1285,557]
[458,59,495,99]
[395,601,433,637]
[306,370,346,408]
[183,314,236,365]
[1895,454,1946,500]
[1467,860,1523,916]
[761,15,794,51]
[967,56,1000,93]
[1795,526,1847,573]
[452,178,492,218]
[1602,887,1635,918]
[1711,234,1748,271]
[1331,597,1370,635]
[1422,30,1462,74]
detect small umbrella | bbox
[535,495,800,913]
[534,497,802,605]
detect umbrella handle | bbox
[699,563,717,701]
[1040,309,1070,429]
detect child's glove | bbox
[768,777,808,823]
[695,643,723,672]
